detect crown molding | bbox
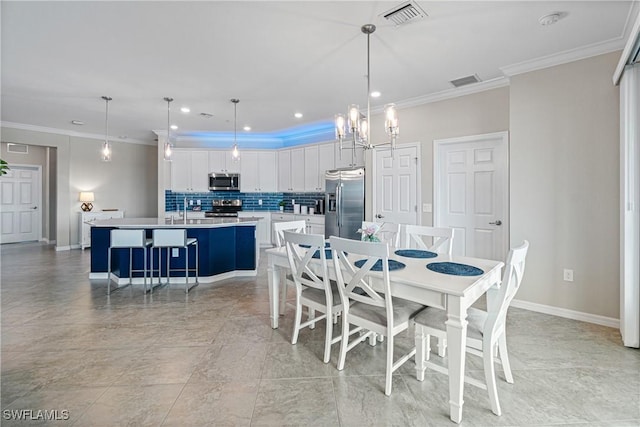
[392,77,510,110]
[1,121,154,146]
[613,1,640,85]
[501,36,626,77]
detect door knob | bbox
[31,206,38,210]
[489,220,502,226]
[376,214,384,219]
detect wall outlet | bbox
[196,199,201,205]
[189,199,193,206]
[258,199,262,205]
[172,248,179,257]
[422,203,433,213]
[563,269,574,282]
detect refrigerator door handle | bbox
[336,183,341,227]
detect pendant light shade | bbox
[231,98,240,161]
[164,97,174,161]
[101,96,112,162]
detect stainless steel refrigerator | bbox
[325,167,365,240]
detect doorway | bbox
[0,164,42,243]
[434,132,509,260]
[372,143,421,243]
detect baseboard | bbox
[55,245,71,252]
[70,244,81,250]
[88,269,257,284]
[511,299,620,329]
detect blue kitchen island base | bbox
[88,218,259,286]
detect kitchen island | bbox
[88,217,261,285]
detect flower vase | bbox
[363,235,380,243]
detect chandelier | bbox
[163,97,174,161]
[335,24,399,158]
[101,96,112,161]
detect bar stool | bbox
[150,229,199,293]
[108,229,152,295]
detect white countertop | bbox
[91,217,262,228]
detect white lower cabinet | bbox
[79,211,124,249]
[238,212,271,247]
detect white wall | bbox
[510,51,621,319]
[0,127,157,249]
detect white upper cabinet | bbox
[278,148,305,192]
[171,150,209,192]
[208,150,241,173]
[277,150,291,192]
[304,143,335,192]
[335,143,364,169]
[241,151,277,192]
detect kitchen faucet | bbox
[183,197,188,224]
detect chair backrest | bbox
[283,231,333,304]
[110,229,146,248]
[403,225,454,254]
[152,229,188,247]
[330,236,392,321]
[273,220,307,247]
[485,240,529,340]
[361,221,400,248]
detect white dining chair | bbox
[403,224,455,254]
[330,236,426,396]
[107,229,152,295]
[413,240,529,417]
[273,220,307,314]
[361,221,400,248]
[283,231,342,363]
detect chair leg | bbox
[385,334,394,396]
[337,312,350,371]
[143,248,147,293]
[308,309,316,329]
[369,332,377,346]
[185,246,189,293]
[483,339,502,416]
[437,337,447,357]
[292,297,303,345]
[498,335,514,384]
[195,241,199,284]
[107,247,112,295]
[415,325,426,381]
[323,308,333,363]
[279,277,287,315]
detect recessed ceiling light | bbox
[371,91,381,98]
[294,112,303,118]
[180,107,191,113]
[170,124,178,130]
[243,126,251,131]
[71,120,84,125]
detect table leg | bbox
[267,255,281,329]
[445,297,468,424]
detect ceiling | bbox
[1,1,636,145]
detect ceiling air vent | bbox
[381,1,427,26]
[450,74,482,88]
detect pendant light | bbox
[335,24,399,158]
[231,98,240,161]
[101,96,112,161]
[163,97,174,161]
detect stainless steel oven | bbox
[208,173,240,191]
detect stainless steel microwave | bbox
[208,173,240,191]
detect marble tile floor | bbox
[1,242,639,426]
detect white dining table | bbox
[266,245,504,424]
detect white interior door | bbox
[434,132,508,260]
[0,165,42,243]
[373,144,420,234]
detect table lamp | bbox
[79,192,94,212]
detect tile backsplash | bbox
[166,191,325,212]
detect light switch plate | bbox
[172,248,179,257]
[422,203,433,213]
